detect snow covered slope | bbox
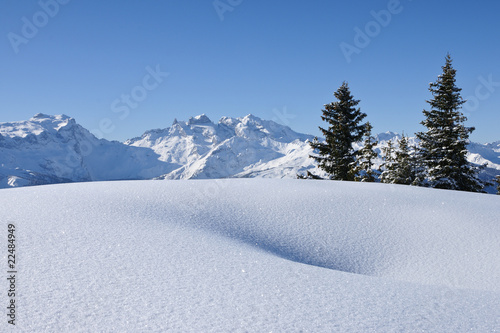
[125,114,316,179]
[1,179,499,332]
[0,114,172,187]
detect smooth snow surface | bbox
[1,179,499,332]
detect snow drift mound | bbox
[4,179,499,290]
[144,179,500,291]
[1,179,499,331]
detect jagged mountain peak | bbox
[240,113,263,123]
[31,113,71,120]
[32,113,53,119]
[374,131,401,142]
[187,114,213,125]
[0,113,79,139]
[129,113,309,147]
[30,113,76,129]
[220,114,311,143]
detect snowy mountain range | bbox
[125,114,316,180]
[1,113,499,191]
[0,114,170,188]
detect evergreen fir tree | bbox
[296,171,322,180]
[380,135,419,185]
[415,54,485,192]
[495,175,500,195]
[392,135,417,185]
[309,82,367,180]
[354,122,379,182]
[379,140,398,184]
[410,149,427,187]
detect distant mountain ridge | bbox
[0,114,171,188]
[0,113,499,192]
[125,114,315,180]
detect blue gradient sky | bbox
[1,0,499,143]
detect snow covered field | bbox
[1,179,499,332]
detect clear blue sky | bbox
[1,0,499,143]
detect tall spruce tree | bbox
[495,175,500,195]
[309,82,367,180]
[354,122,379,182]
[416,54,485,192]
[393,135,417,185]
[379,140,397,184]
[380,136,417,185]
